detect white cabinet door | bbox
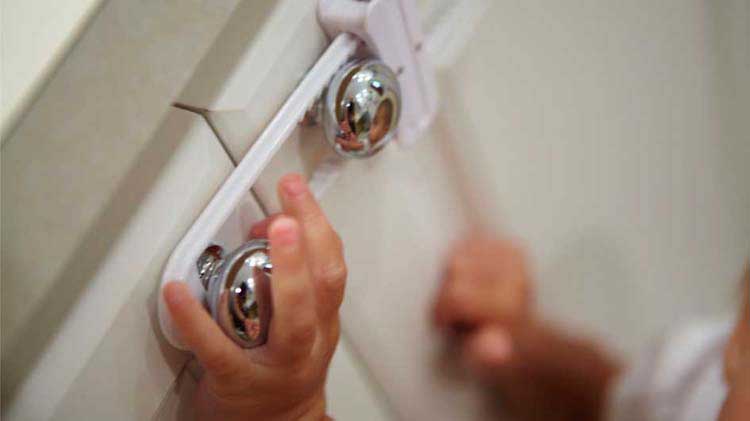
[1,106,236,419]
[2,1,391,420]
[199,1,750,419]
[4,0,748,420]
[1,0,245,418]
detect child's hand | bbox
[163,174,345,421]
[433,235,533,346]
[433,236,620,421]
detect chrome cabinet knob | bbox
[322,58,401,158]
[198,240,272,348]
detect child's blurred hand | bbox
[433,236,533,365]
[721,268,750,421]
[164,174,345,421]
[433,235,620,421]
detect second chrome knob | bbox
[322,58,401,158]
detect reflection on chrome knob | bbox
[200,240,272,348]
[323,59,401,158]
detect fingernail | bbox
[163,282,187,306]
[476,329,513,366]
[281,174,307,197]
[270,217,298,246]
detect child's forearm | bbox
[193,380,329,421]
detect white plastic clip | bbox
[159,0,437,349]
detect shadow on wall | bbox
[0,0,282,406]
[1,108,195,403]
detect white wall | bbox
[435,0,749,357]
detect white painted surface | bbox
[1,0,242,418]
[47,110,240,420]
[3,108,235,419]
[1,0,103,138]
[2,0,239,376]
[326,337,392,421]
[177,0,330,162]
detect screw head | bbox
[197,244,224,289]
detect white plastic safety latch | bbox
[319,0,437,146]
[158,0,437,350]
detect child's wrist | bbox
[194,380,328,421]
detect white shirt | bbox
[607,320,731,421]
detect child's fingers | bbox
[435,252,477,326]
[163,282,246,377]
[277,174,346,319]
[433,271,480,330]
[464,325,514,373]
[266,216,317,362]
[434,275,522,332]
[435,242,530,331]
[434,250,485,329]
[248,213,282,239]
